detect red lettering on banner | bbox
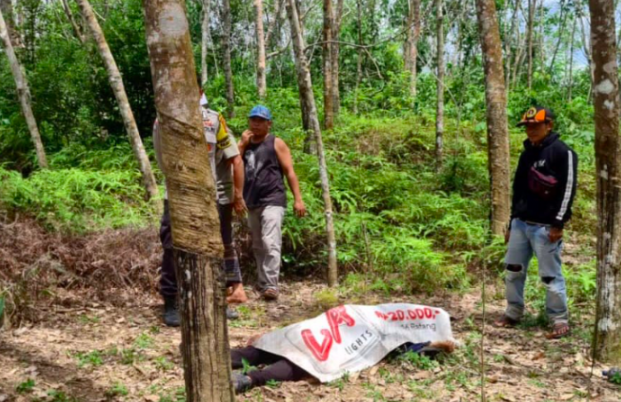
[326,306,356,344]
[301,329,334,362]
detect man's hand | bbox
[233,193,247,216]
[549,227,563,243]
[294,199,306,218]
[240,129,254,146]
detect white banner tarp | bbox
[253,303,454,383]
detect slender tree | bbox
[0,9,47,169]
[435,0,444,170]
[0,0,18,46]
[61,0,85,43]
[286,0,338,287]
[255,0,267,98]
[76,0,158,200]
[404,0,421,99]
[222,0,235,117]
[527,0,535,89]
[566,16,576,102]
[589,0,621,364]
[475,0,511,235]
[322,0,335,129]
[353,0,364,113]
[200,0,211,87]
[143,0,235,398]
[331,0,343,116]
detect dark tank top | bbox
[243,135,287,209]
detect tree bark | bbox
[222,0,235,117]
[504,0,520,89]
[0,9,47,169]
[143,0,235,399]
[547,0,567,76]
[567,16,576,102]
[254,0,267,98]
[0,0,19,46]
[200,0,211,87]
[405,0,421,99]
[589,0,621,364]
[527,0,535,89]
[61,0,85,43]
[353,0,363,114]
[77,0,158,200]
[331,0,343,117]
[322,0,334,129]
[286,0,338,287]
[475,0,511,236]
[435,0,444,170]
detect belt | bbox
[523,220,550,227]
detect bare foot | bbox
[227,284,248,304]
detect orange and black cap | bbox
[517,106,555,127]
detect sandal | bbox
[493,314,520,328]
[546,322,570,339]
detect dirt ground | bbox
[1,280,620,402]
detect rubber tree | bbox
[143,0,235,398]
[404,0,421,99]
[322,0,335,129]
[0,9,48,169]
[76,0,158,200]
[589,0,621,364]
[222,0,235,116]
[200,0,211,87]
[435,0,444,170]
[475,0,511,236]
[255,0,267,98]
[286,0,338,287]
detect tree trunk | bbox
[255,0,267,98]
[222,0,235,117]
[589,0,621,364]
[322,0,334,129]
[475,0,511,236]
[435,0,444,170]
[61,0,85,43]
[527,0,535,89]
[200,0,211,87]
[353,0,363,114]
[0,0,19,46]
[504,0,519,89]
[567,16,576,102]
[0,9,47,169]
[143,0,235,399]
[286,0,338,287]
[331,0,343,117]
[547,0,567,76]
[77,0,158,200]
[405,0,421,99]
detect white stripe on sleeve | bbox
[556,151,574,221]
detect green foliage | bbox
[105,382,129,398]
[74,350,104,368]
[0,166,157,233]
[16,378,36,394]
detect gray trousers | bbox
[248,206,285,291]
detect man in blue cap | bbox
[239,105,306,301]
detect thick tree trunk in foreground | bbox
[0,9,47,169]
[143,0,235,399]
[404,0,421,99]
[435,0,444,170]
[200,0,211,87]
[322,0,334,129]
[475,0,511,236]
[287,0,338,287]
[77,0,158,200]
[589,0,621,364]
[255,0,267,98]
[222,0,235,117]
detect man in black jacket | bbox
[494,106,577,339]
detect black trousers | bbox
[231,346,308,386]
[159,200,243,298]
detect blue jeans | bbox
[504,219,568,324]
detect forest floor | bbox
[1,279,620,402]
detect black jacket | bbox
[511,133,578,229]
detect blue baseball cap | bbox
[248,105,272,121]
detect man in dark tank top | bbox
[239,106,306,301]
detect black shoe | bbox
[232,372,253,394]
[163,296,180,327]
[226,307,239,320]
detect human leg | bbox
[502,219,534,322]
[259,206,285,295]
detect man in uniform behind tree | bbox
[238,106,306,301]
[154,93,248,326]
[494,106,577,339]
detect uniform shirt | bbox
[153,106,239,205]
